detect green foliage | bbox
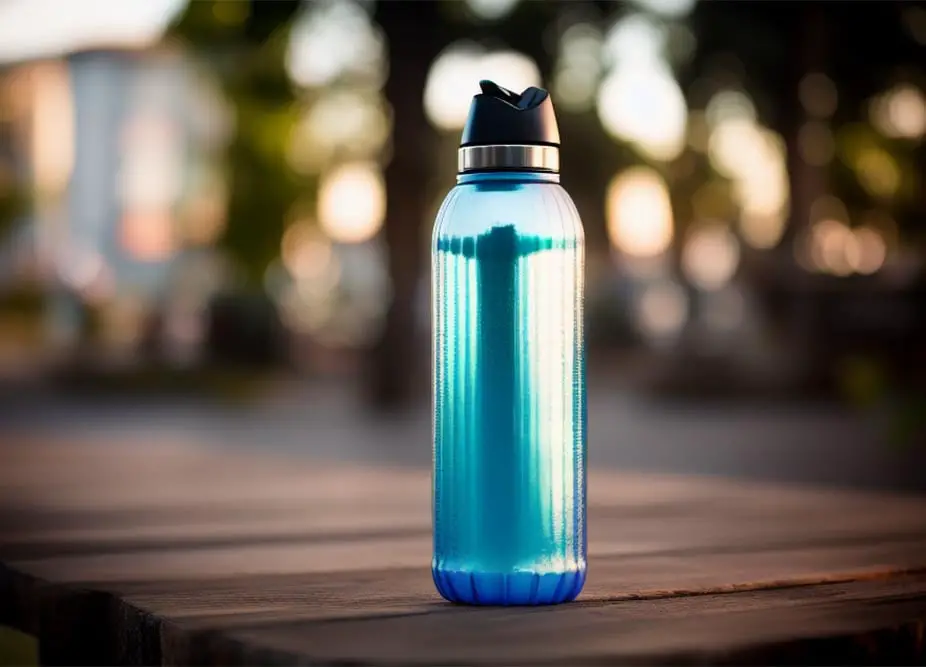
[170,0,307,287]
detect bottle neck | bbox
[456,171,560,185]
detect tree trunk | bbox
[365,0,446,410]
[780,5,830,392]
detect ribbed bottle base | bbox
[432,566,586,606]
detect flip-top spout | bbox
[461,79,560,148]
[477,80,549,111]
[459,79,561,173]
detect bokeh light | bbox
[287,0,385,89]
[597,14,686,161]
[708,114,789,250]
[705,89,756,127]
[289,90,389,174]
[681,223,741,291]
[809,218,853,276]
[606,167,674,258]
[597,60,687,161]
[318,162,386,244]
[120,210,176,263]
[627,0,697,19]
[29,61,74,196]
[848,226,887,275]
[553,23,603,113]
[423,44,540,131]
[603,13,666,66]
[118,113,183,210]
[465,0,520,21]
[870,84,926,140]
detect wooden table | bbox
[1,438,925,665]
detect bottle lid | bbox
[458,80,560,174]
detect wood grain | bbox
[212,575,926,666]
[1,438,925,665]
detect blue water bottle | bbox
[431,80,586,605]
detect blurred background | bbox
[0,0,924,491]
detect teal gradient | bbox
[431,171,587,605]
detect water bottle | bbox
[431,80,586,605]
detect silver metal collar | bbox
[458,144,559,173]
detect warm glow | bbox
[423,45,541,131]
[848,226,887,275]
[871,84,926,140]
[809,219,854,276]
[739,212,786,250]
[681,224,741,291]
[705,90,756,128]
[318,162,386,244]
[120,210,176,263]
[606,168,674,258]
[597,59,687,161]
[119,113,183,209]
[709,117,789,250]
[709,118,765,179]
[29,61,74,196]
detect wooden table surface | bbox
[1,438,925,666]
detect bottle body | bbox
[431,171,586,605]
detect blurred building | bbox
[0,46,229,367]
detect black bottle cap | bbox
[460,80,560,147]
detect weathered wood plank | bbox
[199,575,926,666]
[5,540,926,663]
[115,540,926,626]
[2,438,926,665]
